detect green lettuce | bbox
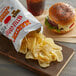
[45,18,61,32]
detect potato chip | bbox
[19,37,27,54]
[19,31,63,67]
[26,37,36,51]
[38,61,50,68]
[32,46,40,58]
[26,51,34,59]
[53,50,63,62]
[44,38,62,50]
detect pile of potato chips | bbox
[19,31,63,67]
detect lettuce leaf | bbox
[45,18,61,32]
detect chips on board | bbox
[19,31,63,68]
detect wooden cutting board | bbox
[0,34,74,76]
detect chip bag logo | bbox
[12,20,31,42]
[4,16,11,24]
[0,6,10,22]
[11,9,20,17]
[5,15,23,36]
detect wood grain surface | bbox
[0,35,74,76]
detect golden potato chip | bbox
[53,50,63,62]
[19,32,63,67]
[26,37,36,51]
[38,60,50,68]
[50,53,57,61]
[26,51,34,59]
[32,46,40,58]
[19,37,27,54]
[38,52,50,62]
[44,38,62,50]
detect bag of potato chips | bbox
[0,0,42,51]
[0,0,63,68]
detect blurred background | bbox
[20,0,76,10]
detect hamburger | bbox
[45,2,76,34]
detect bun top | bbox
[49,2,76,26]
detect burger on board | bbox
[45,2,76,34]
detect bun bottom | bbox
[50,23,76,34]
